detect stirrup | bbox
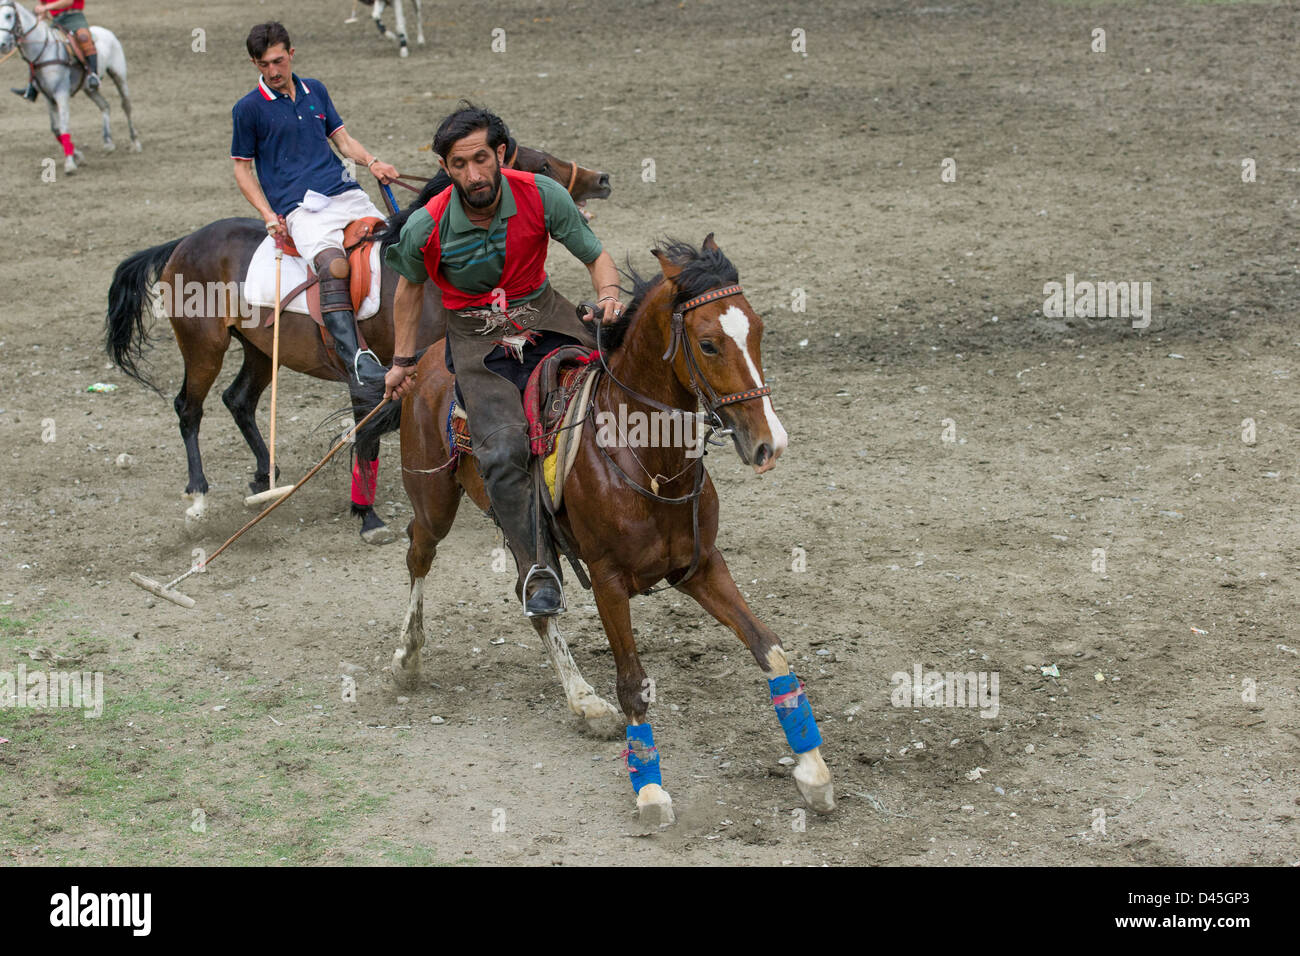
[352,347,384,385]
[522,564,566,617]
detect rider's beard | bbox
[457,162,502,209]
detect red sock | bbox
[351,458,378,508]
[58,133,74,157]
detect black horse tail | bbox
[354,392,404,452]
[105,236,184,392]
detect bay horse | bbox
[105,143,610,543]
[359,235,833,826]
[0,0,141,175]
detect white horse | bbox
[369,0,424,58]
[0,0,140,175]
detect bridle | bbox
[0,2,67,75]
[596,283,771,439]
[385,138,585,199]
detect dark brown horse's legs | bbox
[675,547,788,676]
[589,572,648,721]
[222,341,274,491]
[676,546,835,813]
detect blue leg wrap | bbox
[770,670,823,754]
[625,722,662,793]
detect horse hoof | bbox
[183,493,208,528]
[573,693,622,739]
[636,784,675,828]
[64,160,77,175]
[390,647,421,691]
[131,140,142,153]
[361,523,398,546]
[793,752,836,814]
[400,46,409,58]
[104,141,115,152]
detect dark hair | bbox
[432,102,509,160]
[246,22,291,60]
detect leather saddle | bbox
[267,217,385,350]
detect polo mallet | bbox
[130,396,393,608]
[244,231,293,508]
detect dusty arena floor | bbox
[0,0,1297,866]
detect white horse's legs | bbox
[391,576,426,691]
[48,92,77,174]
[392,0,409,57]
[107,72,141,151]
[534,617,621,738]
[414,0,426,45]
[85,85,113,150]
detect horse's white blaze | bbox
[717,306,788,456]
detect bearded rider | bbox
[230,21,398,388]
[383,104,622,617]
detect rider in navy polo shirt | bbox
[232,21,398,387]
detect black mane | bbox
[598,238,739,354]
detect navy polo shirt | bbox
[231,74,361,217]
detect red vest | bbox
[420,168,549,310]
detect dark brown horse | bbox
[359,236,833,826]
[105,141,610,542]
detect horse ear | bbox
[652,249,683,281]
[702,232,719,252]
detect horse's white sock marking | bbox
[541,619,617,724]
[718,306,788,455]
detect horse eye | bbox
[699,340,719,356]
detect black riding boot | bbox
[11,81,37,101]
[85,54,100,91]
[478,434,565,617]
[314,249,386,387]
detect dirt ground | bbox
[1,0,1297,866]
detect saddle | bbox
[241,217,385,350]
[447,344,602,511]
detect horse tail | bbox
[105,236,183,392]
[354,392,403,450]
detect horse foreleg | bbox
[84,85,113,151]
[414,0,426,45]
[675,547,834,814]
[52,92,77,173]
[221,340,273,493]
[591,571,674,826]
[392,0,410,56]
[531,616,620,738]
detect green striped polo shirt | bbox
[385,173,603,305]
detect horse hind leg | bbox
[350,394,397,545]
[106,68,141,151]
[676,547,834,814]
[391,477,459,690]
[221,339,274,493]
[414,0,426,45]
[84,85,113,151]
[532,616,621,739]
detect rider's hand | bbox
[264,214,286,240]
[598,296,623,325]
[384,364,414,401]
[368,160,399,185]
